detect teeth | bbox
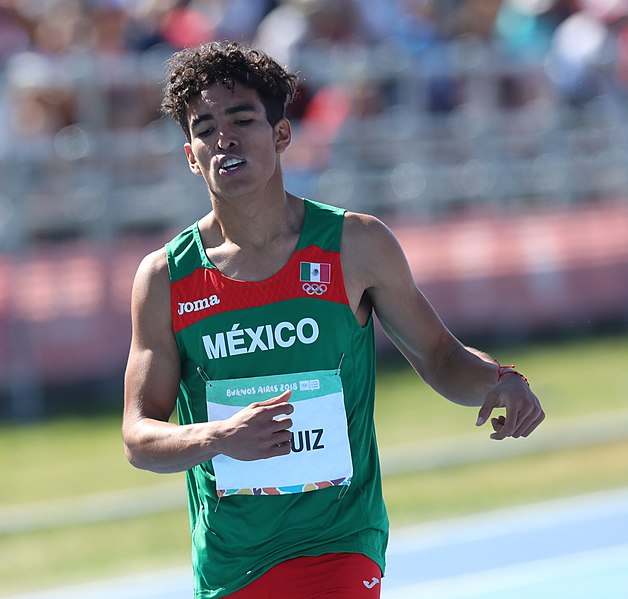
[222,158,244,169]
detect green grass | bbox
[384,439,628,525]
[0,512,190,595]
[1,333,627,595]
[0,416,176,505]
[374,333,628,445]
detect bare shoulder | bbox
[343,210,392,241]
[130,247,172,328]
[133,247,169,297]
[136,247,169,281]
[342,210,412,289]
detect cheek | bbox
[191,147,212,172]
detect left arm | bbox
[342,213,545,439]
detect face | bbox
[183,83,291,201]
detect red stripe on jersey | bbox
[170,247,348,333]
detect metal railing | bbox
[2,43,627,247]
[2,42,628,418]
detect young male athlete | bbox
[122,41,544,598]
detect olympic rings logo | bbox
[302,283,328,296]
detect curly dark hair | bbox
[161,41,299,142]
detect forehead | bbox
[186,83,266,122]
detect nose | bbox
[215,128,238,151]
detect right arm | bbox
[122,249,294,474]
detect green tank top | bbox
[166,199,388,598]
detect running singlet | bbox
[166,199,389,598]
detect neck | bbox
[207,188,302,249]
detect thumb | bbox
[476,392,497,426]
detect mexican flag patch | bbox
[300,262,331,283]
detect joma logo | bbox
[177,295,220,315]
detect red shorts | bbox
[226,552,382,598]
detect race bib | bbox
[205,369,352,497]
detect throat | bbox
[206,237,299,283]
[202,193,306,281]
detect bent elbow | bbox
[123,438,145,470]
[122,425,153,471]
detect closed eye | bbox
[197,127,215,137]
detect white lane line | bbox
[3,416,627,535]
[4,568,192,599]
[6,487,628,599]
[387,485,628,553]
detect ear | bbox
[184,143,202,176]
[274,118,292,154]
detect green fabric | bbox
[166,199,388,598]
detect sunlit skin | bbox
[120,43,545,599]
[179,83,305,286]
[184,83,291,207]
[123,80,544,476]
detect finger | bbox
[261,394,294,418]
[510,390,541,433]
[491,409,519,440]
[517,411,546,438]
[257,391,292,407]
[489,416,505,439]
[271,416,293,432]
[491,415,506,432]
[476,391,498,426]
[511,398,543,437]
[511,410,534,438]
[265,404,294,421]
[272,430,292,445]
[266,439,292,458]
[515,395,544,437]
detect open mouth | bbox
[218,157,246,175]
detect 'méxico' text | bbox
[202,317,320,360]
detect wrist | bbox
[496,361,529,387]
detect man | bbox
[123,41,544,598]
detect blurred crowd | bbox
[2,1,627,405]
[2,0,628,142]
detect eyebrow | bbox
[190,104,259,130]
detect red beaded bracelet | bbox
[496,361,530,386]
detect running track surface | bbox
[8,487,628,599]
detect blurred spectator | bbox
[353,0,404,42]
[6,52,78,139]
[455,0,504,39]
[255,0,371,66]
[496,0,574,60]
[0,4,31,63]
[287,83,353,170]
[214,0,276,42]
[394,0,461,112]
[159,4,216,50]
[546,0,628,104]
[124,0,175,52]
[255,0,309,65]
[326,80,389,168]
[2,0,628,152]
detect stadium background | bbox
[1,0,627,596]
